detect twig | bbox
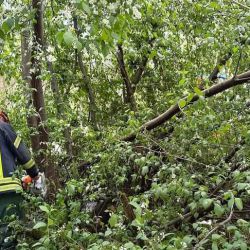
[232,0,250,10]
[193,207,234,250]
[233,48,243,78]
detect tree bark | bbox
[31,0,49,166]
[123,70,250,141]
[31,1,58,189]
[21,30,40,154]
[116,44,149,112]
[209,52,232,82]
[116,45,137,112]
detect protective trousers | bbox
[0,192,23,249]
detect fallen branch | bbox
[123,70,250,141]
[193,207,234,250]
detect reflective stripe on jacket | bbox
[0,121,36,193]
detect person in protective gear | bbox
[0,111,39,248]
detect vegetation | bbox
[0,0,250,249]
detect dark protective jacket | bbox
[0,121,38,193]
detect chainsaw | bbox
[22,172,47,197]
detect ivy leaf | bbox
[235,198,243,211]
[33,222,47,229]
[63,31,75,46]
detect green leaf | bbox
[194,87,204,96]
[179,99,186,108]
[101,29,110,42]
[240,242,248,250]
[39,205,50,214]
[179,79,185,85]
[212,242,218,250]
[212,233,221,241]
[228,198,234,208]
[210,2,220,9]
[201,198,213,209]
[226,225,237,231]
[187,93,194,102]
[142,166,149,176]
[108,214,118,227]
[63,31,75,46]
[56,31,64,44]
[2,18,15,33]
[33,222,47,229]
[235,198,243,211]
[0,29,5,40]
[214,203,224,217]
[82,2,91,15]
[75,40,82,51]
[237,183,248,191]
[232,47,239,53]
[48,218,54,226]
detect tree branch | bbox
[123,70,250,141]
[116,44,137,111]
[209,52,232,82]
[193,207,234,250]
[131,56,148,91]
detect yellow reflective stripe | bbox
[0,183,22,193]
[14,136,21,148]
[0,177,21,186]
[0,150,3,179]
[23,159,35,169]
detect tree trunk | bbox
[47,59,73,157]
[21,30,40,154]
[31,0,58,188]
[116,45,137,112]
[73,16,98,129]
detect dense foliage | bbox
[0,0,250,249]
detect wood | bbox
[21,30,40,154]
[123,70,250,141]
[117,45,137,111]
[119,192,136,222]
[209,52,232,81]
[73,16,98,130]
[31,0,49,165]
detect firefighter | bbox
[0,111,39,248]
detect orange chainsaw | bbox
[22,172,47,197]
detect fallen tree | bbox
[123,70,250,141]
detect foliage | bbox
[0,0,250,249]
